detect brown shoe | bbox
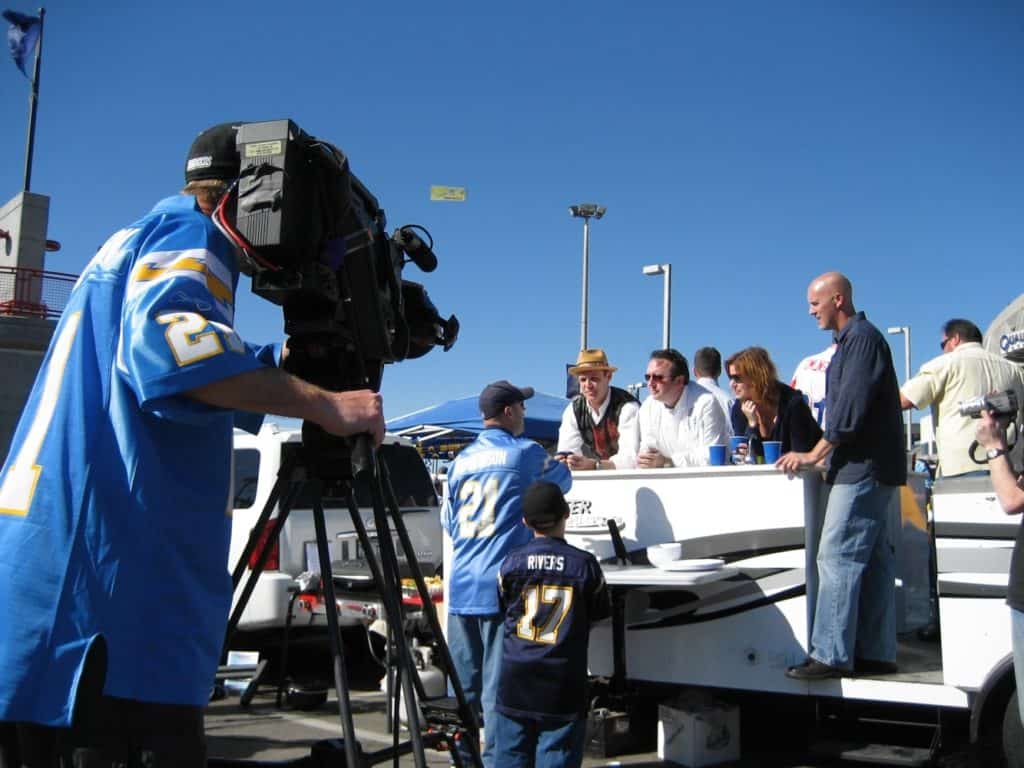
[785,658,848,680]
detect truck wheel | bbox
[1003,690,1024,768]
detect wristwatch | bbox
[986,447,1008,461]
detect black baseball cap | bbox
[479,380,534,420]
[185,122,242,183]
[523,481,569,531]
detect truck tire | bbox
[1003,691,1024,768]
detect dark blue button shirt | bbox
[824,312,907,486]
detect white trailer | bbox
[563,465,1021,764]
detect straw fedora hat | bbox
[568,348,617,376]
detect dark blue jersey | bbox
[496,536,610,722]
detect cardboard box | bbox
[657,695,740,767]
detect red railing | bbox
[0,266,78,320]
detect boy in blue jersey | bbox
[493,481,610,768]
[0,123,384,767]
[443,381,572,767]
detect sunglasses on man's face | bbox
[644,373,670,383]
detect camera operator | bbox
[0,123,383,767]
[900,318,1024,478]
[976,407,1024,729]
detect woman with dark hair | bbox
[726,347,822,462]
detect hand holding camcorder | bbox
[965,390,1019,465]
[959,390,1019,420]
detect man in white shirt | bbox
[790,343,837,428]
[626,349,728,469]
[693,346,735,435]
[901,318,1024,478]
[556,348,640,470]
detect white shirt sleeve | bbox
[609,400,640,468]
[669,391,729,468]
[557,401,584,455]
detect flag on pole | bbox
[3,9,40,77]
[429,185,467,202]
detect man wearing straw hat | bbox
[556,348,640,471]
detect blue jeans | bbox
[810,477,900,669]
[1012,608,1024,724]
[448,613,504,767]
[490,710,586,768]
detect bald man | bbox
[778,272,906,680]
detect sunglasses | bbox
[644,373,669,383]
[728,373,743,383]
[940,337,951,352]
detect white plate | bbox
[655,558,725,572]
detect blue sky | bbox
[2,1,1022,422]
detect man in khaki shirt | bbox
[901,318,1024,477]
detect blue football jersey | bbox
[496,536,610,722]
[442,428,571,615]
[0,195,276,726]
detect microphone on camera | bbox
[393,225,438,273]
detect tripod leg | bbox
[357,473,430,768]
[230,453,297,590]
[223,467,300,661]
[377,458,484,768]
[310,481,363,768]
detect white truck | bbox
[230,422,443,634]
[556,464,1022,766]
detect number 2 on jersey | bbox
[516,584,574,644]
[457,477,498,538]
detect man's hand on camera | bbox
[318,390,385,446]
[976,409,1008,452]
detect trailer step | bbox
[810,738,934,766]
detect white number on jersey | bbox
[0,312,82,516]
[456,477,498,538]
[516,584,574,644]
[156,311,224,366]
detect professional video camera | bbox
[958,390,1019,420]
[212,119,458,394]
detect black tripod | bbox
[216,423,483,768]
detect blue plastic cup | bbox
[729,435,749,464]
[709,444,727,466]
[763,441,783,464]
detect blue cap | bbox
[479,380,534,419]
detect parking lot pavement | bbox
[205,685,851,767]
[205,685,665,766]
[206,688,451,765]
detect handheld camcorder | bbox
[958,390,1019,420]
[214,119,458,395]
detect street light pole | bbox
[887,325,913,451]
[569,203,606,350]
[642,263,672,348]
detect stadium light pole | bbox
[887,325,913,451]
[569,203,606,350]
[642,263,672,348]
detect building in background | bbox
[0,190,73,459]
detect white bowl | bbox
[647,542,683,566]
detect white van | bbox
[230,422,442,633]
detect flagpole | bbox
[22,6,45,192]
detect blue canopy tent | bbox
[387,392,569,455]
